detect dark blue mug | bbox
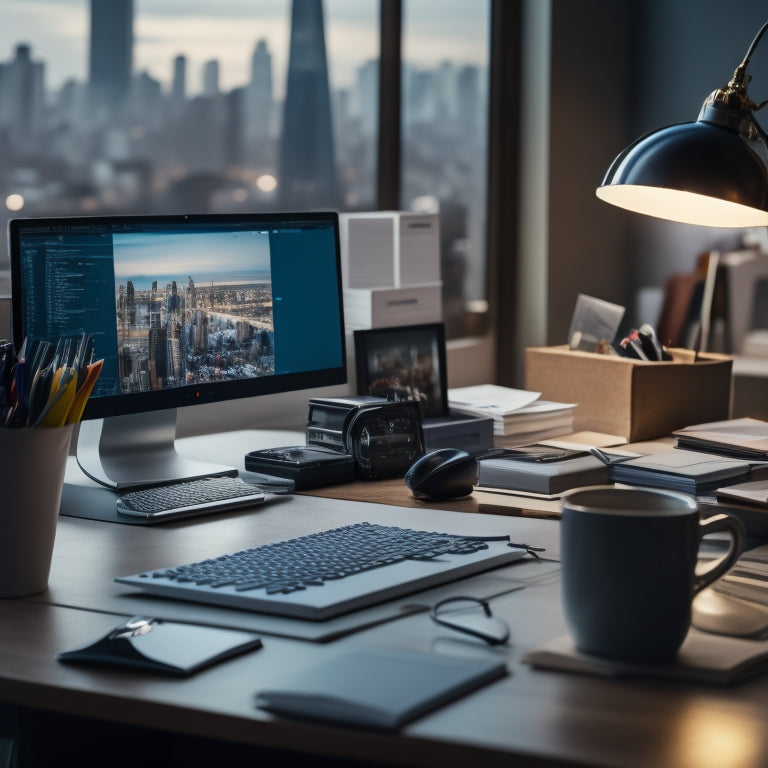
[560,486,744,663]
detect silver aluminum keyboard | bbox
[115,522,528,619]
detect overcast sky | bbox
[0,0,489,97]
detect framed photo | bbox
[353,323,448,419]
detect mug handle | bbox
[694,513,746,594]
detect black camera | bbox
[306,396,425,480]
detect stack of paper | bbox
[447,384,575,446]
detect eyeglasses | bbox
[429,596,510,646]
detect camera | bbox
[306,396,425,480]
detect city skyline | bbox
[0,0,488,97]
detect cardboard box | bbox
[524,345,733,442]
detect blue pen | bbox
[6,359,28,428]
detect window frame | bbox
[377,0,520,384]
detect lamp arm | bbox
[724,21,768,112]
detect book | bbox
[523,631,768,686]
[476,452,610,495]
[255,649,508,730]
[674,418,768,460]
[610,449,768,495]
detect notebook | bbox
[610,449,768,495]
[674,418,768,460]
[255,649,508,729]
[476,453,609,495]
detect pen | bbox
[5,359,28,428]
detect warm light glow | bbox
[231,187,248,203]
[664,700,763,768]
[256,174,277,193]
[5,193,24,211]
[596,185,768,228]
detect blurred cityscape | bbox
[0,0,488,333]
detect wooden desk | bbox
[180,428,563,519]
[2,431,768,768]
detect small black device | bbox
[306,396,425,480]
[405,448,478,501]
[244,446,355,490]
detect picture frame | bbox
[353,323,448,419]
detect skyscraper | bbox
[244,39,274,166]
[89,0,133,120]
[172,55,187,104]
[279,0,338,209]
[203,60,220,96]
[0,44,45,153]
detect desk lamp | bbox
[596,21,768,228]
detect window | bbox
[0,0,491,345]
[0,0,378,266]
[401,0,490,339]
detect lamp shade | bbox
[597,114,768,227]
[597,19,768,228]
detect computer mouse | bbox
[404,448,478,501]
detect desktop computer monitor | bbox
[9,211,347,488]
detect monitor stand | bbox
[76,408,237,489]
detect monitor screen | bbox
[9,211,346,488]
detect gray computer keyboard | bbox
[115,522,529,619]
[116,475,268,521]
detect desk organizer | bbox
[525,345,733,442]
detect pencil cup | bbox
[0,424,74,598]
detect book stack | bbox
[447,384,575,447]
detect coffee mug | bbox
[560,486,745,662]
